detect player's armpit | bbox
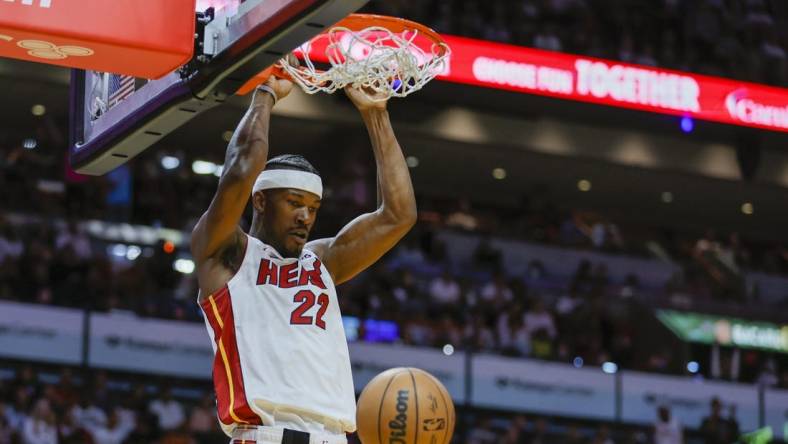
[195,229,247,301]
[190,172,255,263]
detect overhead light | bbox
[31,104,46,116]
[23,138,37,149]
[163,241,176,254]
[577,179,591,192]
[406,156,419,168]
[173,258,195,274]
[741,202,754,215]
[222,130,234,142]
[160,156,180,170]
[687,361,700,374]
[680,116,694,133]
[661,191,673,203]
[492,167,506,180]
[109,244,127,257]
[213,164,224,177]
[192,160,217,175]
[602,362,618,374]
[573,357,584,368]
[442,344,454,356]
[125,245,142,261]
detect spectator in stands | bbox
[54,220,91,261]
[4,387,28,434]
[0,403,12,444]
[465,313,497,352]
[654,405,683,444]
[433,316,463,348]
[502,415,527,444]
[52,369,77,411]
[428,270,462,308]
[467,416,497,444]
[11,366,38,400]
[533,24,563,52]
[700,397,736,444]
[70,393,106,430]
[22,399,57,444]
[148,387,185,432]
[0,218,23,264]
[84,408,133,444]
[524,299,557,339]
[122,410,157,444]
[480,272,514,309]
[91,371,112,411]
[498,311,532,357]
[403,314,434,346]
[593,424,615,444]
[188,393,217,443]
[445,199,480,231]
[58,409,91,444]
[563,424,586,444]
[523,417,550,444]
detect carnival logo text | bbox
[725,88,788,129]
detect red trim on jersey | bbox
[201,292,233,425]
[212,287,261,424]
[201,286,262,426]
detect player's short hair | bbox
[265,154,320,177]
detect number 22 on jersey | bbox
[290,290,329,329]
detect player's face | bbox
[262,188,321,257]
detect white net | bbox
[279,25,450,101]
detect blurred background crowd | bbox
[366,0,788,87]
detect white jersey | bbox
[199,234,356,437]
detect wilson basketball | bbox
[356,367,455,444]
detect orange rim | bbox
[330,13,447,50]
[235,13,447,95]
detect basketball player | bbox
[191,71,416,444]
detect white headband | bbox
[252,169,323,198]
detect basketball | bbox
[356,368,455,444]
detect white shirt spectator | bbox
[149,397,185,431]
[429,274,461,304]
[71,404,107,429]
[3,405,25,432]
[22,417,57,444]
[0,238,23,263]
[86,409,134,444]
[86,424,132,444]
[480,281,513,304]
[524,306,557,338]
[654,416,683,444]
[511,327,532,356]
[55,224,92,260]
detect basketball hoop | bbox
[244,14,450,101]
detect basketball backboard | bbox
[69,0,367,176]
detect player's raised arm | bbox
[190,77,292,264]
[308,87,417,285]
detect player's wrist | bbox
[255,84,278,106]
[359,107,388,118]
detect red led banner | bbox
[300,33,788,133]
